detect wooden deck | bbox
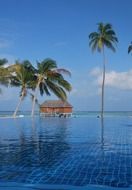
[40,112,72,117]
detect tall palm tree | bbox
[128,42,132,54]
[10,61,35,117]
[89,23,118,117]
[31,58,72,117]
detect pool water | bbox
[0,116,132,188]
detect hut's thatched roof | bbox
[40,100,72,108]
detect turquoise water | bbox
[74,111,132,117]
[0,115,132,188]
[1,111,132,117]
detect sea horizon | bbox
[1,110,132,117]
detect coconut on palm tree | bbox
[89,23,118,117]
[31,58,72,117]
[10,60,35,117]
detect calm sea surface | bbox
[1,111,132,117]
[0,113,132,188]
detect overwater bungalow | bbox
[40,100,73,117]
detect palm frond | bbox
[104,23,112,31]
[39,82,51,96]
[56,68,71,77]
[0,58,8,67]
[103,39,116,52]
[58,79,72,91]
[91,40,99,52]
[37,58,57,73]
[22,60,36,73]
[89,22,118,53]
[89,32,99,39]
[47,71,64,81]
[128,42,132,54]
[46,80,67,101]
[31,58,72,114]
[43,83,51,96]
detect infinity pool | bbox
[0,116,132,188]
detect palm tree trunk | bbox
[101,116,104,147]
[13,95,23,118]
[101,47,106,118]
[31,81,40,117]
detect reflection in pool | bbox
[0,116,132,188]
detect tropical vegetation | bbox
[9,60,35,117]
[31,58,72,117]
[128,42,132,54]
[0,58,72,117]
[1,22,132,118]
[0,58,9,93]
[89,23,118,117]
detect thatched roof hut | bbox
[40,100,72,116]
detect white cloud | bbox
[90,67,101,76]
[90,67,132,90]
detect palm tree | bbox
[10,61,35,117]
[0,58,8,93]
[89,23,118,117]
[0,58,8,67]
[128,42,132,54]
[31,58,72,117]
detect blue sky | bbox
[0,0,132,111]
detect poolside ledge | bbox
[0,182,131,190]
